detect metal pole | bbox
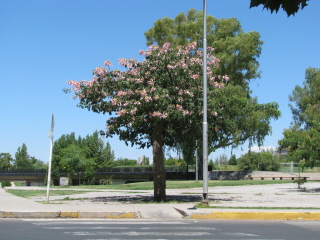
[202,0,208,204]
[196,140,198,181]
[46,114,54,203]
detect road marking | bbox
[42,226,218,230]
[66,231,212,236]
[32,221,187,225]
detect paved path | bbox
[1,182,320,220]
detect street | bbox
[0,219,319,240]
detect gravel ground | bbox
[29,182,320,208]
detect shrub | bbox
[1,181,11,188]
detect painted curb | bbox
[188,211,320,221]
[0,211,140,219]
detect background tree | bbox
[140,155,150,165]
[51,131,115,183]
[114,158,137,167]
[229,154,237,165]
[250,0,309,16]
[145,9,280,179]
[0,153,13,170]
[214,154,229,166]
[52,132,77,179]
[237,151,281,171]
[59,144,86,181]
[67,42,224,201]
[279,68,320,167]
[30,157,47,169]
[14,143,33,169]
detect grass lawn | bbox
[46,179,293,190]
[7,180,294,199]
[6,190,92,199]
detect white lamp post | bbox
[202,0,209,204]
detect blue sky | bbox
[1,0,319,163]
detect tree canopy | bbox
[250,0,309,16]
[278,68,320,167]
[145,9,263,90]
[0,153,13,170]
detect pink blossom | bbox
[93,67,107,76]
[117,109,127,116]
[149,111,167,119]
[182,110,192,116]
[130,108,137,115]
[117,91,127,97]
[144,96,152,102]
[119,58,127,66]
[167,64,175,69]
[104,60,112,66]
[111,99,117,106]
[176,104,183,111]
[147,79,154,86]
[191,74,200,79]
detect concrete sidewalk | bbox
[1,183,320,220]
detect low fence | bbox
[0,166,187,175]
[0,166,190,184]
[209,170,299,180]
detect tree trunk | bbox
[152,124,166,202]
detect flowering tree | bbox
[145,10,281,179]
[67,42,228,201]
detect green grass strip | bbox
[6,190,91,198]
[44,180,293,191]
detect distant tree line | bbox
[208,151,282,171]
[51,131,115,182]
[0,144,46,170]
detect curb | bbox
[188,211,320,221]
[0,211,141,219]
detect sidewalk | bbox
[1,182,320,220]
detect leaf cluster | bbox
[250,0,309,16]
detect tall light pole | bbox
[202,0,209,204]
[46,113,54,203]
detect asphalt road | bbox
[1,219,320,240]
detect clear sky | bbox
[1,0,319,163]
